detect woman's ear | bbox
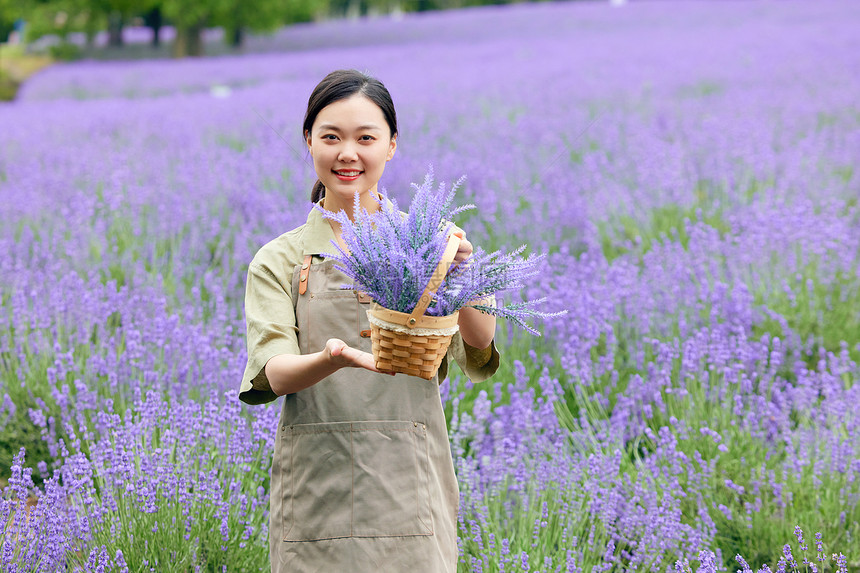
[387,135,397,161]
[305,130,313,155]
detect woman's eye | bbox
[322,134,338,141]
[360,135,375,141]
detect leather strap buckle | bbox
[298,255,312,295]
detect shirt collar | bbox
[302,195,395,256]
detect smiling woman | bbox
[302,70,398,207]
[239,69,500,573]
[305,94,397,232]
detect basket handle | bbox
[407,232,461,327]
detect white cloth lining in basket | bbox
[367,311,460,337]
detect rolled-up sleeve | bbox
[438,330,500,384]
[239,262,301,405]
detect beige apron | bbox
[269,258,459,572]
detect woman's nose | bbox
[338,143,358,162]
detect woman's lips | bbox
[334,170,362,181]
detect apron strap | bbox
[298,255,312,295]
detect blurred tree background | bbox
[0,0,315,57]
[0,0,557,58]
[0,0,565,99]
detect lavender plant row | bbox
[2,0,859,570]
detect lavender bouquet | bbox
[317,170,566,336]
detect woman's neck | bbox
[321,190,383,254]
[321,189,383,221]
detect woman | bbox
[239,69,500,572]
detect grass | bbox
[65,402,271,572]
[458,476,605,572]
[750,258,860,366]
[678,80,725,99]
[0,44,53,101]
[596,188,731,263]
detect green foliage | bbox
[0,0,21,42]
[458,478,607,572]
[48,41,82,60]
[279,0,323,24]
[751,257,860,366]
[678,80,724,98]
[14,0,92,44]
[215,0,291,40]
[0,72,17,101]
[9,0,299,56]
[0,44,53,100]
[161,0,314,55]
[546,319,860,570]
[597,199,730,263]
[65,402,271,572]
[443,326,565,425]
[159,0,224,31]
[0,317,69,485]
[0,405,54,487]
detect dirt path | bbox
[0,46,53,100]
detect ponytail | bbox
[311,180,325,203]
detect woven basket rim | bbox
[368,302,459,330]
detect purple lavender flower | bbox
[794,525,807,551]
[814,532,824,563]
[318,169,566,333]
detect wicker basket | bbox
[367,234,461,380]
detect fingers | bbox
[449,227,475,265]
[326,338,395,375]
[336,344,365,366]
[453,237,473,265]
[326,338,346,357]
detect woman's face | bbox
[306,94,397,205]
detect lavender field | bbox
[2,0,860,571]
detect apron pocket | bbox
[282,420,434,542]
[352,420,434,537]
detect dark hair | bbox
[303,69,398,203]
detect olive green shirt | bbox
[239,201,500,405]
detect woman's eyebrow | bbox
[317,123,382,132]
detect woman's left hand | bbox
[451,229,472,266]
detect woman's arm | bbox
[265,339,389,396]
[451,231,497,349]
[457,296,497,349]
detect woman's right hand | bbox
[324,338,393,375]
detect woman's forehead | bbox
[313,95,388,133]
